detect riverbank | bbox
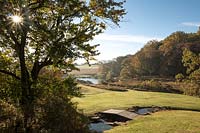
[89,106,200,132]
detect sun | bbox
[11,15,23,23]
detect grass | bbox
[74,85,200,115]
[105,110,200,133]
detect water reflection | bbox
[77,77,100,84]
[89,122,113,133]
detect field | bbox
[74,85,200,114]
[70,64,99,76]
[106,111,200,133]
[74,85,200,132]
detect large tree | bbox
[0,0,125,131]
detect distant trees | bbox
[176,49,200,96]
[182,49,200,76]
[99,55,130,81]
[120,57,135,81]
[99,30,200,82]
[132,40,161,76]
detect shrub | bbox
[0,74,89,132]
[175,73,185,82]
[139,79,164,92]
[32,75,89,132]
[181,82,200,97]
[0,100,23,132]
[35,94,89,133]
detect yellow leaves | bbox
[182,48,200,75]
[95,7,104,16]
[83,15,90,21]
[0,50,13,63]
[90,0,97,8]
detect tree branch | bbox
[8,30,20,47]
[0,69,20,80]
[31,58,53,81]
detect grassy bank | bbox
[106,110,200,133]
[74,85,200,114]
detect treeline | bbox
[99,30,200,82]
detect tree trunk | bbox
[19,33,34,132]
[20,64,33,132]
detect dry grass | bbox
[70,65,99,75]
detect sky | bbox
[84,0,200,63]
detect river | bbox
[77,77,100,84]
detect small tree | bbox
[179,49,200,96]
[175,73,184,82]
[0,0,126,131]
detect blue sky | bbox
[89,0,200,62]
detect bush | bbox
[0,74,90,132]
[139,80,164,92]
[0,100,23,132]
[175,73,185,82]
[33,75,89,133]
[35,94,89,133]
[0,73,21,101]
[180,81,200,97]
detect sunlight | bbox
[11,15,23,24]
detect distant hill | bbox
[99,30,200,81]
[70,64,99,76]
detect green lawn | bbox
[74,85,200,133]
[74,85,200,114]
[105,111,200,133]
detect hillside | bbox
[99,31,200,81]
[70,64,99,76]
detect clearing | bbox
[74,85,200,114]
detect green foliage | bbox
[33,75,89,132]
[99,30,200,80]
[37,75,81,98]
[177,49,200,96]
[0,0,126,131]
[120,58,135,81]
[0,74,89,132]
[99,55,131,81]
[0,73,21,101]
[133,40,162,76]
[36,93,89,133]
[0,0,126,72]
[0,100,22,132]
[182,48,200,74]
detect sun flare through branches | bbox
[11,15,23,24]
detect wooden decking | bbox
[100,109,138,122]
